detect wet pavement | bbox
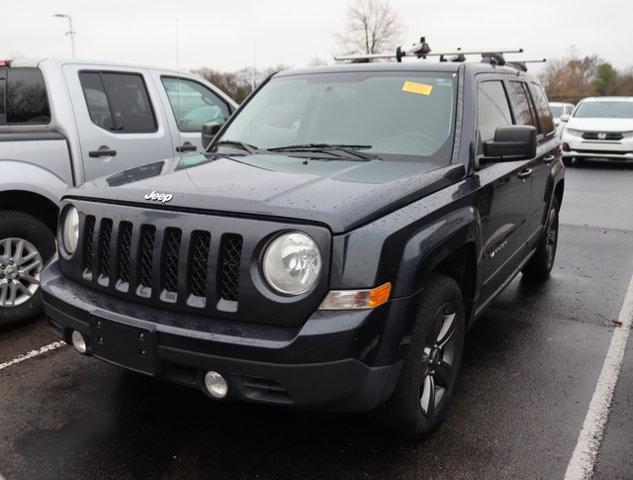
[1,163,632,480]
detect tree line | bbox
[541,55,633,104]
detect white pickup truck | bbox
[0,58,237,326]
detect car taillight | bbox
[0,59,11,67]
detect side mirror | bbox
[483,126,537,161]
[201,121,222,150]
[560,114,570,123]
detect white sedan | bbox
[561,97,633,163]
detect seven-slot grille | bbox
[80,215,242,309]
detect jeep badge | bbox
[144,191,173,203]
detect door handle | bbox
[517,168,533,179]
[543,154,556,164]
[176,142,197,153]
[89,146,117,158]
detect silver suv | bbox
[0,59,237,326]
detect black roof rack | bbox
[334,36,523,64]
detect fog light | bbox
[204,371,228,399]
[71,330,87,354]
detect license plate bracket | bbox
[90,316,158,376]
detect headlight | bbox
[621,131,633,139]
[62,206,79,254]
[563,128,583,137]
[262,232,322,295]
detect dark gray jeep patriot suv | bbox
[41,55,564,438]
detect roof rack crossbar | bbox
[334,37,523,63]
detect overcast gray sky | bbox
[2,0,632,73]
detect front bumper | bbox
[41,258,404,412]
[562,133,633,162]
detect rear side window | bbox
[530,83,555,134]
[79,71,157,133]
[161,77,230,132]
[477,80,513,143]
[507,81,535,128]
[5,68,51,125]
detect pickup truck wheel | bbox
[522,196,560,279]
[377,274,465,439]
[0,211,55,328]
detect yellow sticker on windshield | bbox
[402,81,433,96]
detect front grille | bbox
[161,228,182,293]
[117,222,133,283]
[138,226,156,289]
[582,131,623,141]
[189,231,210,298]
[83,216,96,274]
[218,234,243,302]
[98,219,113,280]
[73,215,244,310]
[575,149,631,156]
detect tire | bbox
[0,211,56,328]
[522,196,560,279]
[377,274,466,439]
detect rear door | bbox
[63,65,174,181]
[150,72,234,155]
[526,82,558,245]
[476,78,533,302]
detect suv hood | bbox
[566,117,633,132]
[68,153,464,233]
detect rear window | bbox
[79,71,157,133]
[530,83,555,134]
[507,81,535,128]
[4,68,50,125]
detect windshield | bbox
[214,71,457,162]
[574,100,633,119]
[550,105,563,118]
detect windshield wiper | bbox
[268,143,375,160]
[211,140,261,155]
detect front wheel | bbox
[377,274,465,439]
[0,211,56,328]
[522,196,560,279]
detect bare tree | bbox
[336,0,403,56]
[540,54,600,103]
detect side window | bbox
[530,83,555,134]
[161,77,230,132]
[507,81,535,128]
[79,71,157,133]
[5,68,51,125]
[477,80,513,143]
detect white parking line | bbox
[0,341,66,372]
[564,273,633,480]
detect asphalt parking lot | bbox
[1,163,632,480]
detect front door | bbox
[475,79,533,303]
[63,65,173,182]
[151,73,233,154]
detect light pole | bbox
[53,14,76,59]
